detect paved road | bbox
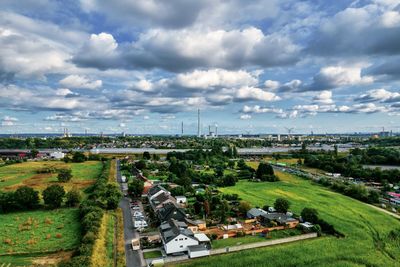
[116,160,145,267]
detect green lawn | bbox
[0,160,102,191]
[0,208,81,256]
[143,250,163,259]
[177,171,400,267]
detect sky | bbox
[0,0,400,135]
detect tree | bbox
[58,168,73,182]
[256,162,274,178]
[143,151,151,160]
[14,186,39,210]
[129,179,144,197]
[0,191,17,213]
[170,186,186,196]
[30,149,39,158]
[227,160,235,169]
[135,160,146,170]
[301,207,319,223]
[221,174,236,186]
[274,198,290,213]
[72,152,86,163]
[104,184,122,210]
[43,184,65,208]
[238,201,252,215]
[65,188,82,207]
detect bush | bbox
[301,207,319,224]
[58,168,73,183]
[65,188,82,207]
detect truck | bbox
[131,238,140,250]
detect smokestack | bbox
[216,125,218,136]
[209,125,211,135]
[197,109,201,137]
[181,121,184,136]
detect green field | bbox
[0,209,80,258]
[178,171,400,267]
[0,160,102,191]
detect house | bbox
[246,208,267,219]
[49,151,65,159]
[150,191,175,211]
[185,218,207,232]
[260,213,299,228]
[157,202,187,222]
[160,219,199,254]
[148,184,167,199]
[176,196,187,206]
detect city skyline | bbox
[1,0,400,134]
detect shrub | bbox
[58,168,73,183]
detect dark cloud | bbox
[366,57,400,80]
[307,6,400,57]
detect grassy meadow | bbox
[0,208,80,256]
[177,170,400,267]
[0,160,102,191]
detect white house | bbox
[160,219,199,254]
[176,196,187,206]
[49,151,65,159]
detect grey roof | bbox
[188,244,209,252]
[261,213,297,224]
[157,202,186,221]
[247,208,267,217]
[148,184,167,197]
[159,219,195,243]
[151,192,172,209]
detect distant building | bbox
[49,151,65,159]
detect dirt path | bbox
[365,204,400,219]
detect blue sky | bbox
[0,0,399,134]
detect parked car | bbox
[133,211,143,217]
[134,220,148,228]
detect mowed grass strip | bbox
[177,171,400,267]
[211,229,302,249]
[0,161,102,191]
[0,208,81,255]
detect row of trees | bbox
[304,153,400,183]
[59,160,122,267]
[0,185,82,213]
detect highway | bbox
[116,160,145,267]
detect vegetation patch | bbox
[0,208,80,255]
